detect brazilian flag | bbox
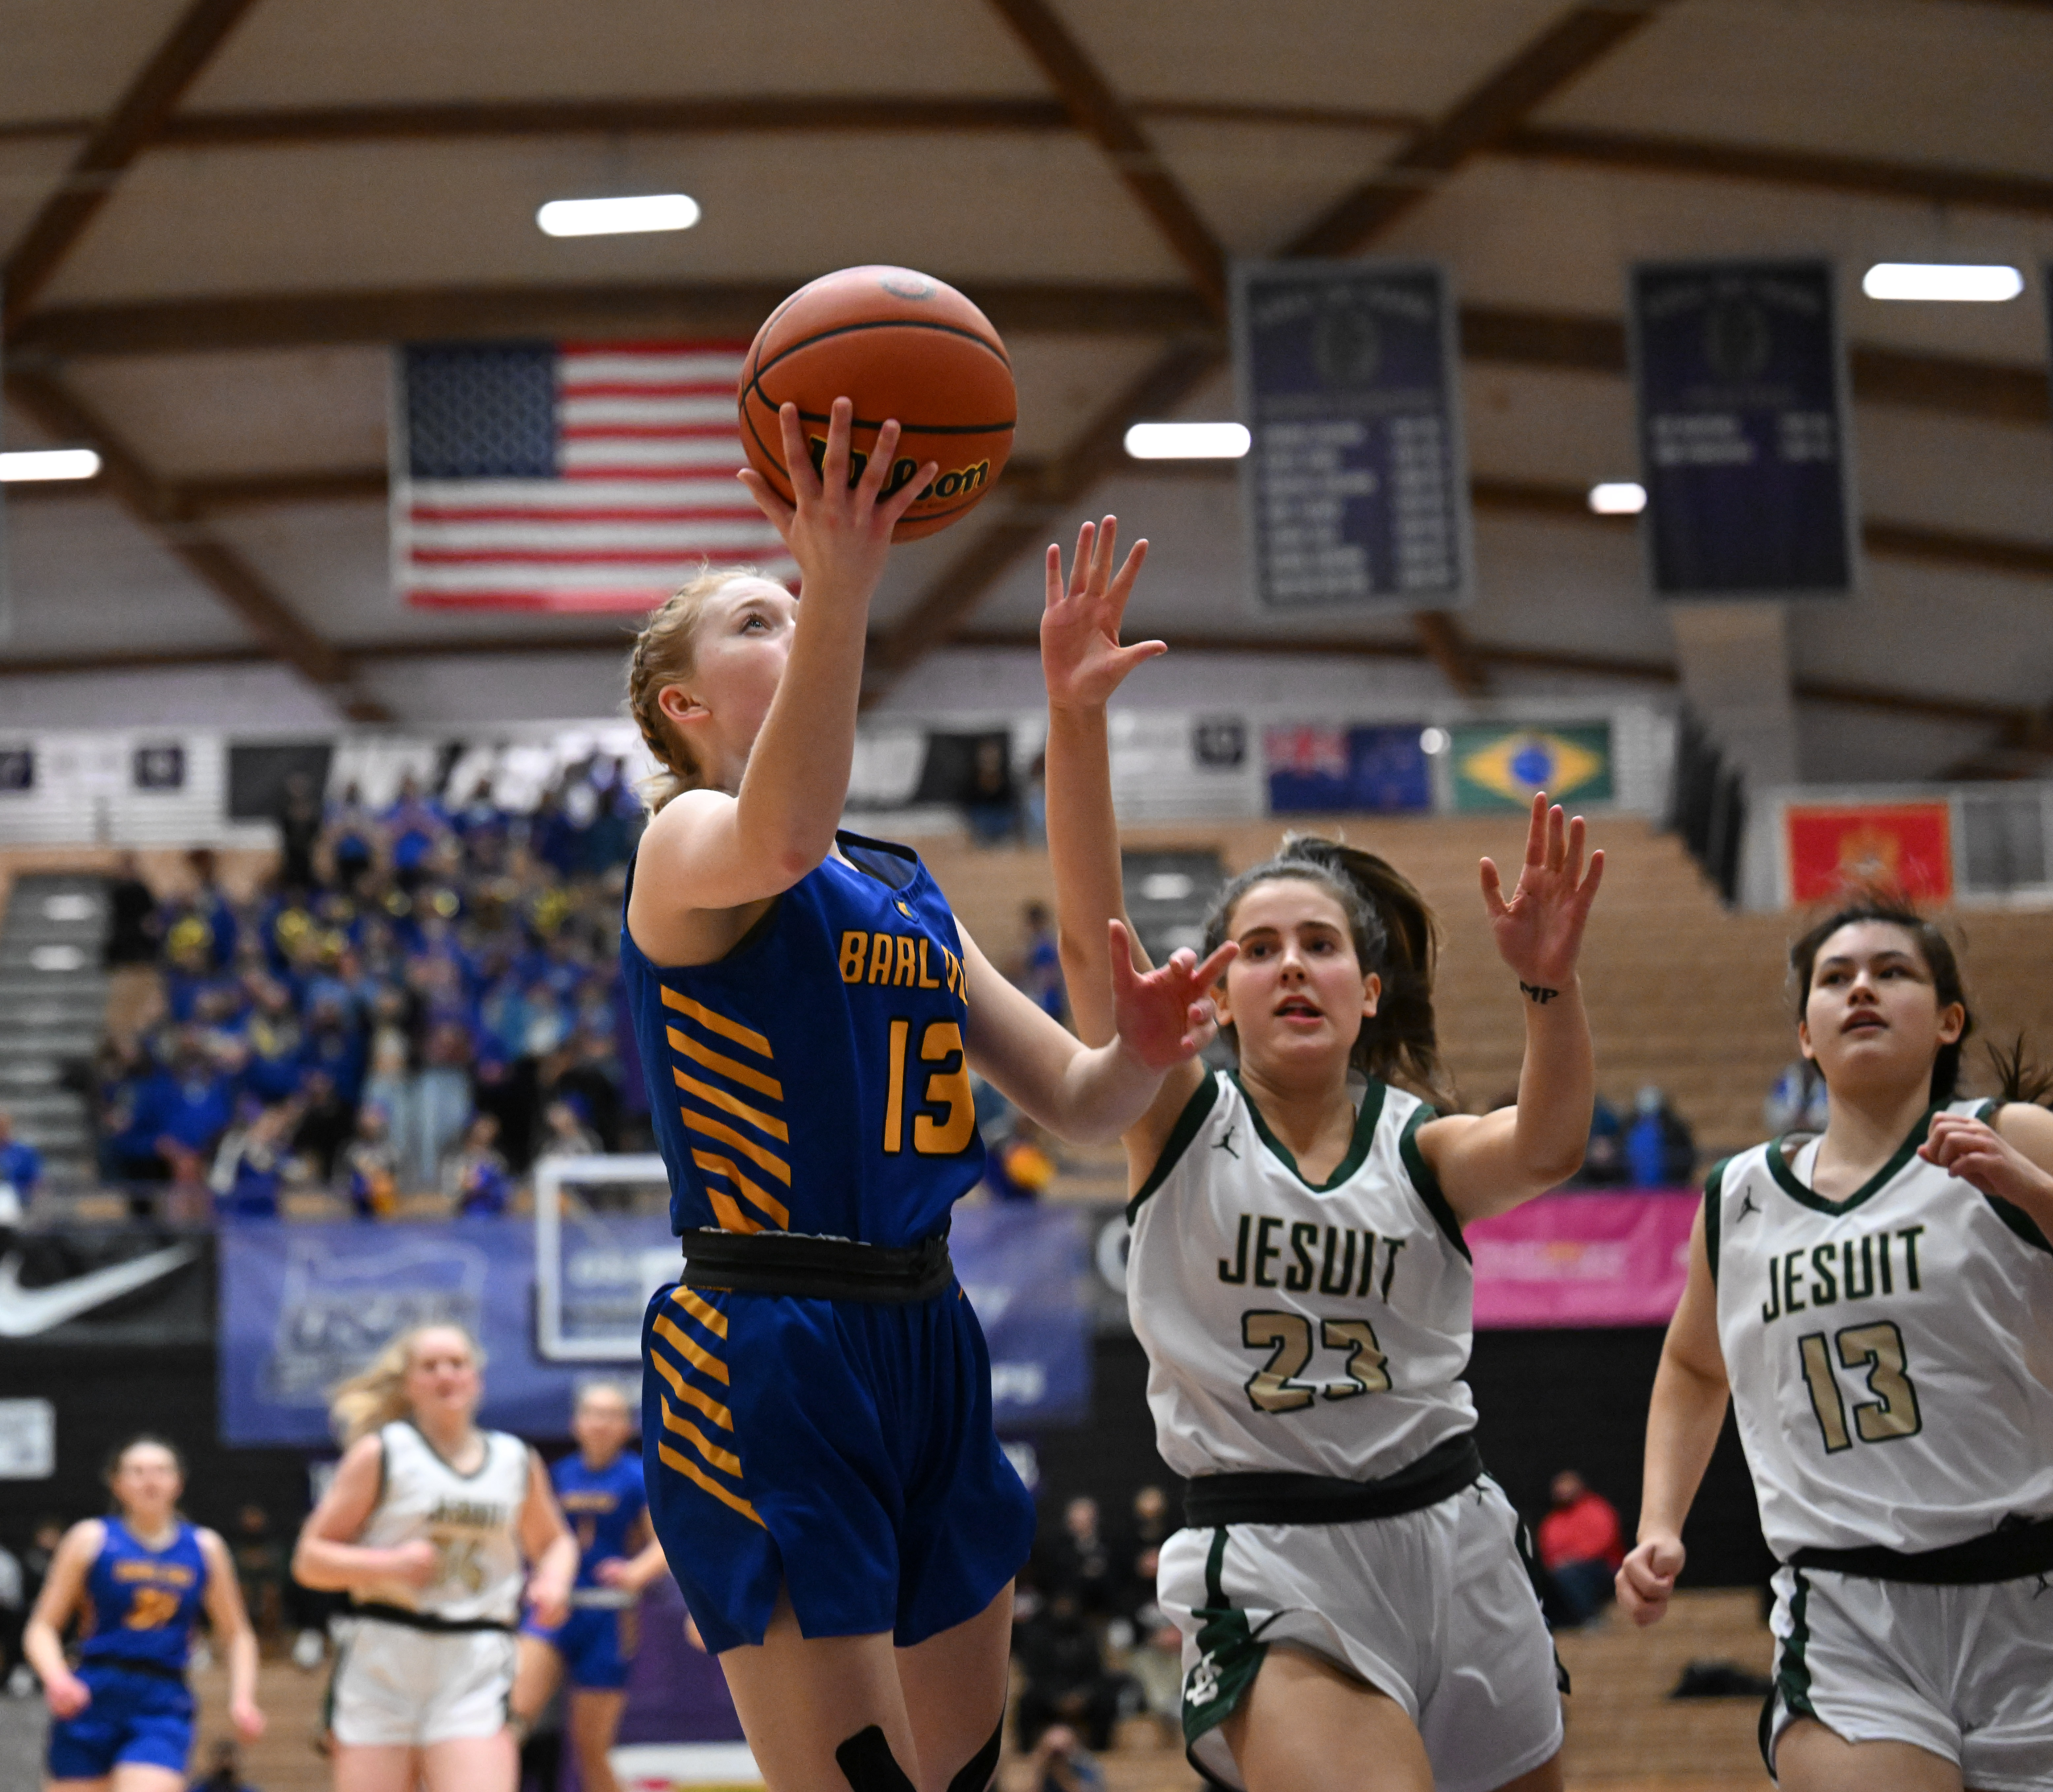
[1452,723,1612,813]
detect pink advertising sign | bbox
[1468,1191,1699,1330]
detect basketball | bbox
[739,266,1015,542]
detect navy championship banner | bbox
[219,1208,1091,1445]
[1630,260,1856,599]
[1234,260,1473,612]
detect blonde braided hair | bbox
[626,565,764,813]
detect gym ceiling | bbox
[1,0,2049,779]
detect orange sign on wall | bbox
[1784,801,1953,904]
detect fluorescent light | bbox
[1124,422,1251,460]
[0,448,101,483]
[537,193,701,238]
[1588,481,1647,515]
[1862,262,2023,303]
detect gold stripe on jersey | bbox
[651,1312,730,1385]
[660,987,773,1060]
[681,1111,791,1184]
[644,1342,736,1430]
[691,1150,792,1230]
[657,1442,763,1526]
[705,1188,764,1235]
[673,1068,790,1143]
[670,1285,729,1340]
[661,1398,744,1477]
[667,1026,783,1100]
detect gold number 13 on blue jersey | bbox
[882,1019,975,1155]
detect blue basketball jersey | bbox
[554,1451,648,1589]
[78,1519,208,1672]
[623,832,986,1247]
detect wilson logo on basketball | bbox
[806,436,992,505]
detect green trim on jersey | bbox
[1761,1570,1816,1775]
[1970,1100,2052,1253]
[1765,1109,1935,1217]
[1987,1195,2053,1256]
[1703,1158,1731,1287]
[1181,1527,1269,1751]
[1127,1070,1222,1223]
[1398,1102,1469,1263]
[1229,1070,1386,1192]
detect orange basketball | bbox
[739,266,1014,543]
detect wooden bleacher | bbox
[180,1589,1772,1790]
[920,813,2053,1169]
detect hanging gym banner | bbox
[1234,260,1474,613]
[220,1209,1091,1445]
[1630,260,1857,599]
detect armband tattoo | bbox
[1519,981,1559,1005]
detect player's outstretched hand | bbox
[1110,922,1236,1072]
[738,398,935,602]
[1616,1533,1685,1627]
[1921,1111,2053,1208]
[1042,515,1164,711]
[231,1695,266,1741]
[1480,794,1605,1000]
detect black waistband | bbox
[1183,1431,1486,1529]
[80,1655,188,1684]
[350,1601,516,1634]
[1790,1513,2053,1585]
[680,1229,954,1303]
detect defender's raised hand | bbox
[1480,793,1605,1000]
[1042,515,1164,711]
[738,398,935,597]
[1109,921,1236,1071]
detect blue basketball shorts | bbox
[521,1602,638,1690]
[641,1277,1035,1654]
[47,1661,195,1779]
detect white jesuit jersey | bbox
[1710,1098,2053,1560]
[1126,1069,1477,1483]
[352,1421,532,1624]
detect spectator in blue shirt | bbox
[383,774,447,893]
[0,1110,42,1223]
[447,1114,512,1216]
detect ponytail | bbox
[1201,834,1452,1109]
[626,565,769,813]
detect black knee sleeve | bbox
[945,1716,1004,1792]
[836,1724,916,1792]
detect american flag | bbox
[393,340,796,612]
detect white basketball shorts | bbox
[1158,1476,1564,1792]
[327,1616,517,1747]
[1765,1564,2053,1791]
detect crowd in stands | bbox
[88,759,649,1222]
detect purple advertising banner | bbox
[1468,1190,1698,1330]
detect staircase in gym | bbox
[0,874,108,1206]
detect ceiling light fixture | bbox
[0,448,102,483]
[537,193,701,238]
[1861,262,2023,303]
[1123,422,1251,460]
[1588,481,1646,515]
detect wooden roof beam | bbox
[2,0,265,334]
[11,280,1215,359]
[869,3,1669,699]
[984,0,1228,318]
[2,364,390,721]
